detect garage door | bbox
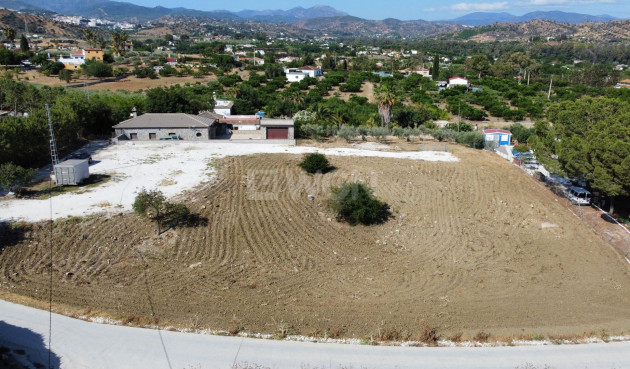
[266,127,288,139]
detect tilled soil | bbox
[2,150,630,340]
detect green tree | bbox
[537,97,630,214]
[3,27,16,44]
[133,188,190,234]
[374,83,398,128]
[133,188,168,234]
[328,182,390,226]
[466,54,490,78]
[0,162,36,195]
[83,60,113,79]
[19,34,29,52]
[431,55,440,79]
[298,153,331,174]
[58,69,73,83]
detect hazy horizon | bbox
[121,0,628,21]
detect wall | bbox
[115,128,210,140]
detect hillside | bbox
[451,11,617,26]
[293,16,461,38]
[445,19,630,42]
[0,9,83,37]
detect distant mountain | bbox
[12,0,346,23]
[14,0,239,22]
[235,5,347,22]
[292,15,460,38]
[451,11,617,26]
[0,0,48,13]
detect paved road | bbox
[1,299,629,369]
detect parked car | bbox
[563,186,592,205]
[160,135,182,140]
[67,152,93,164]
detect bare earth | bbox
[1,149,630,341]
[21,70,219,92]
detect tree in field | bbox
[0,163,36,195]
[533,97,630,214]
[466,54,490,78]
[83,60,113,79]
[133,188,191,234]
[19,34,29,52]
[328,182,390,226]
[431,55,440,79]
[83,29,97,48]
[111,32,129,55]
[374,83,398,128]
[133,189,167,234]
[3,27,16,44]
[58,69,73,83]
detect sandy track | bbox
[1,151,630,340]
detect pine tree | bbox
[19,34,29,52]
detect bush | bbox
[455,131,485,149]
[298,153,331,174]
[369,127,389,141]
[338,125,359,142]
[328,182,390,226]
[297,124,334,140]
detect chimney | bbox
[130,107,137,118]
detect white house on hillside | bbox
[447,76,470,88]
[284,66,323,82]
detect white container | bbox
[53,159,90,185]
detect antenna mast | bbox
[46,104,59,166]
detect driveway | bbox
[1,300,629,369]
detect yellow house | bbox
[83,48,104,61]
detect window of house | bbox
[196,132,202,137]
[149,133,156,140]
[130,133,138,140]
[168,133,176,136]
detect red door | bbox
[266,127,289,139]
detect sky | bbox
[124,0,628,20]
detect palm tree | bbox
[111,31,129,55]
[374,83,398,128]
[312,104,332,123]
[3,27,16,44]
[83,29,97,48]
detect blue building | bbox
[483,129,512,147]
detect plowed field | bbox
[2,150,630,340]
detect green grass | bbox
[25,174,112,199]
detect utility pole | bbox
[458,101,461,132]
[547,76,553,100]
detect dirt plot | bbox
[21,70,219,92]
[2,150,630,340]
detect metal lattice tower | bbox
[46,104,59,166]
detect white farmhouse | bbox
[447,76,470,88]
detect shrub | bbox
[338,125,359,142]
[455,131,485,149]
[513,144,531,153]
[328,182,390,226]
[369,127,389,141]
[0,163,36,195]
[298,153,330,174]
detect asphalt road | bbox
[1,299,629,369]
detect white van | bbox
[564,186,591,205]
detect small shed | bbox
[261,118,294,140]
[53,160,89,185]
[483,129,512,147]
